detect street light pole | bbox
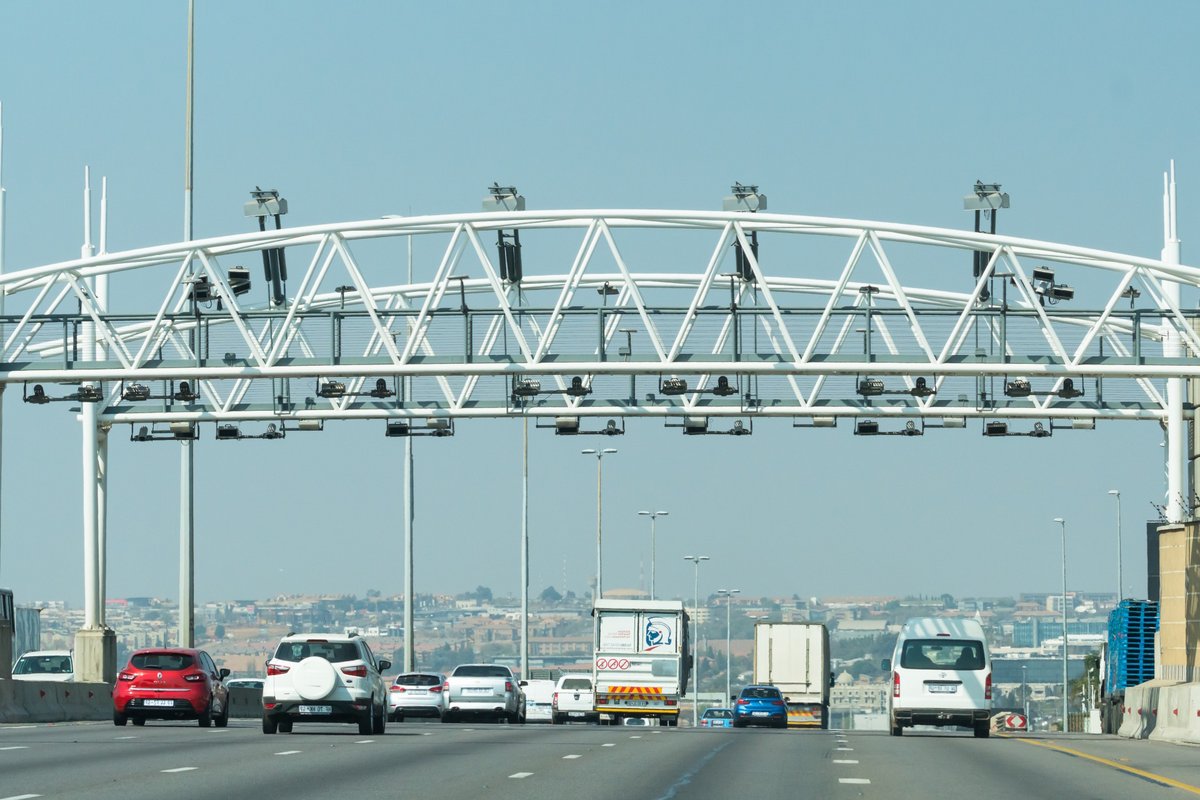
[638,511,668,600]
[1022,664,1029,723]
[1054,516,1068,731]
[1108,489,1123,601]
[717,588,741,707]
[582,449,617,604]
[683,555,709,726]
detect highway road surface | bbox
[3,719,1200,799]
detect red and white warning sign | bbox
[1004,713,1027,731]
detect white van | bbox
[884,617,991,738]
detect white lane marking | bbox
[602,743,616,747]
[161,767,198,773]
[833,759,859,764]
[508,772,533,779]
[836,747,853,751]
[562,754,581,759]
[0,726,37,730]
[355,740,374,744]
[275,750,302,756]
[0,746,29,751]
[1,794,43,800]
[114,736,137,740]
[839,778,871,785]
[629,735,642,739]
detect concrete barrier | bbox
[0,680,111,723]
[1149,683,1192,743]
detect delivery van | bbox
[884,617,991,738]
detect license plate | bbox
[928,684,958,694]
[298,705,333,714]
[568,711,585,717]
[143,699,174,708]
[752,711,769,717]
[463,688,492,696]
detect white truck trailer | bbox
[592,599,690,726]
[753,622,831,728]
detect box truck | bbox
[753,622,831,728]
[592,599,690,725]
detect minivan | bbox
[883,617,991,738]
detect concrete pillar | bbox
[0,590,12,680]
[74,627,116,684]
[1155,521,1200,684]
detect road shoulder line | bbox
[1009,737,1200,796]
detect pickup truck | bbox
[552,673,597,724]
[443,664,526,723]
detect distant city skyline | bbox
[0,1,1190,606]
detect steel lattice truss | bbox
[3,210,1199,434]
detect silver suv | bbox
[262,632,391,735]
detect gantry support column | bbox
[1163,165,1186,523]
[75,396,115,683]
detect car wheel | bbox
[132,718,145,727]
[732,720,744,729]
[973,721,990,739]
[358,711,373,735]
[372,701,386,735]
[198,703,212,728]
[113,711,127,727]
[890,722,903,736]
[262,714,278,735]
[215,699,230,728]
[551,713,561,725]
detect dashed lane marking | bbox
[355,740,374,744]
[839,778,871,785]
[836,747,853,751]
[630,735,642,739]
[602,743,616,747]
[0,726,36,731]
[509,772,534,779]
[275,750,302,756]
[1,794,42,800]
[833,759,859,764]
[161,767,197,774]
[1010,737,1200,796]
[113,736,137,740]
[0,746,29,751]
[563,754,581,759]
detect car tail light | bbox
[266,664,290,676]
[771,700,784,707]
[736,698,749,705]
[985,672,992,700]
[341,665,368,678]
[263,702,277,709]
[552,692,559,709]
[119,671,136,682]
[391,685,406,693]
[183,672,205,683]
[505,681,514,692]
[893,671,900,698]
[665,699,677,706]
[429,685,443,693]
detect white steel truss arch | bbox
[0,209,1196,427]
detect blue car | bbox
[732,685,787,728]
[700,707,733,728]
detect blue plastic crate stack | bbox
[1106,599,1158,695]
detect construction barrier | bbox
[0,679,112,723]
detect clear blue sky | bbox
[0,1,1196,607]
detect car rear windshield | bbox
[561,678,591,690]
[14,655,72,675]
[396,673,442,686]
[901,639,986,670]
[131,652,195,671]
[274,641,361,663]
[704,708,733,719]
[740,687,782,699]
[453,665,511,678]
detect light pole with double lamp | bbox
[1054,516,1068,731]
[581,448,617,604]
[638,510,668,600]
[683,555,709,726]
[716,588,741,708]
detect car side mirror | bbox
[881,658,891,672]
[519,680,528,687]
[730,695,737,702]
[378,659,391,671]
[784,696,791,703]
[219,667,231,679]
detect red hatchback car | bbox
[113,648,231,727]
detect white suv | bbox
[262,632,391,735]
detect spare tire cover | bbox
[293,656,338,701]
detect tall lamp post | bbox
[1054,516,1068,731]
[683,555,709,726]
[582,449,617,604]
[638,510,668,600]
[716,588,741,706]
[1108,489,1123,601]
